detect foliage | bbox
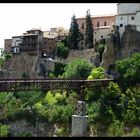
[0,57,4,66]
[0,123,10,137]
[54,62,67,77]
[16,131,32,137]
[63,58,93,78]
[97,44,106,62]
[107,120,125,137]
[86,102,100,123]
[56,42,69,59]
[13,91,42,106]
[85,9,94,49]
[115,52,140,87]
[129,127,140,137]
[44,91,57,105]
[87,67,105,80]
[5,53,12,61]
[68,14,83,50]
[100,82,122,121]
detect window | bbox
[120,24,123,27]
[95,39,96,42]
[121,17,123,20]
[131,16,134,20]
[81,42,83,45]
[49,47,51,50]
[95,32,96,34]
[104,21,107,26]
[101,35,103,38]
[97,22,99,27]
[81,23,84,29]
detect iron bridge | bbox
[0,78,116,92]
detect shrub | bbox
[0,124,10,137]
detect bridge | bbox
[0,78,116,99]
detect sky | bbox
[0,3,117,49]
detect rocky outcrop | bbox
[120,24,140,58]
[1,53,55,79]
[101,24,140,72]
[100,34,117,72]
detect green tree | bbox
[68,14,83,50]
[87,67,105,80]
[63,58,93,78]
[115,53,140,87]
[56,42,69,59]
[85,9,94,49]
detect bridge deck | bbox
[0,78,115,92]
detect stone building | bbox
[115,3,140,38]
[76,15,115,49]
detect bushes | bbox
[56,42,69,59]
[87,67,105,80]
[0,124,10,137]
[115,52,140,87]
[63,58,93,78]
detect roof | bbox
[76,14,115,20]
[22,34,38,37]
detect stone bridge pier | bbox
[71,101,88,137]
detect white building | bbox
[115,3,140,38]
[12,36,22,53]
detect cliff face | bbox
[101,25,140,72]
[120,25,140,58]
[2,53,37,78]
[100,35,117,72]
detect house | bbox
[76,15,115,49]
[115,3,140,38]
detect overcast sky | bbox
[0,3,117,48]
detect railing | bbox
[0,78,116,92]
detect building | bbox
[115,3,140,38]
[4,27,68,58]
[76,15,115,49]
[9,29,43,55]
[4,39,12,54]
[43,27,69,57]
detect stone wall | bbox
[6,119,69,137]
[56,48,95,64]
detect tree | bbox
[62,58,93,78]
[115,52,140,87]
[56,42,69,59]
[87,67,105,80]
[68,14,82,50]
[85,9,94,49]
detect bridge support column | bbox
[71,101,88,137]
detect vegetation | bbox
[85,9,94,49]
[1,53,140,137]
[56,42,69,59]
[115,52,140,87]
[68,14,83,50]
[62,58,93,78]
[0,124,10,137]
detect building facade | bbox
[76,15,115,49]
[115,3,140,38]
[4,39,12,54]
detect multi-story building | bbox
[76,15,115,49]
[43,27,69,57]
[9,29,43,55]
[4,27,68,57]
[115,3,140,38]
